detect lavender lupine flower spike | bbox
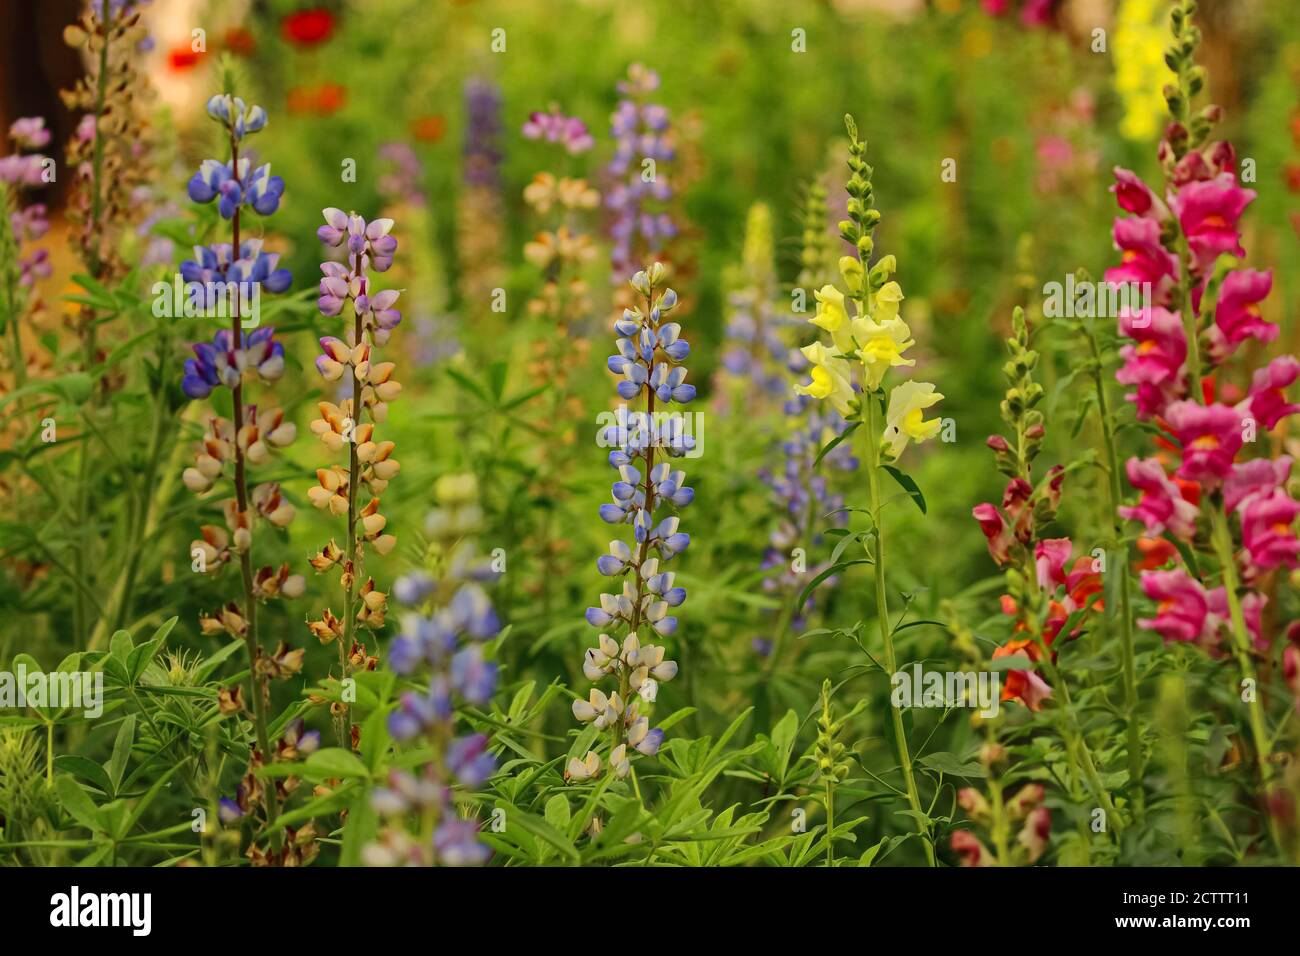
[365,475,498,867]
[606,65,676,281]
[569,263,688,783]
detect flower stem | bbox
[865,393,934,866]
[1085,325,1143,819]
[338,254,366,749]
[824,776,835,867]
[229,138,277,833]
[1208,506,1283,855]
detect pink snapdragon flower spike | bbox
[1223,456,1292,514]
[1238,356,1300,431]
[1239,490,1300,575]
[1206,589,1268,652]
[1111,167,1169,221]
[1137,570,1217,646]
[1034,538,1073,590]
[1170,172,1254,272]
[1106,217,1178,305]
[1115,307,1186,419]
[1118,457,1199,540]
[1285,624,1300,708]
[1164,400,1243,488]
[972,503,1013,565]
[1207,269,1275,360]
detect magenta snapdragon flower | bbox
[1105,217,1178,305]
[1119,457,1199,540]
[1111,167,1169,221]
[1137,569,1216,645]
[1207,268,1275,360]
[1170,172,1254,272]
[1164,401,1243,488]
[1115,306,1187,419]
[1238,356,1300,431]
[1240,490,1300,574]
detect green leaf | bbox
[55,774,105,833]
[919,751,985,778]
[814,421,860,468]
[544,794,571,834]
[109,630,134,663]
[53,755,113,795]
[107,715,136,793]
[881,465,926,514]
[794,558,873,613]
[304,747,369,780]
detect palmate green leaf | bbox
[108,714,137,793]
[55,774,106,834]
[544,793,571,834]
[54,755,114,795]
[268,783,358,836]
[506,805,582,865]
[304,747,369,781]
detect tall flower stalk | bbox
[0,117,52,394]
[569,263,688,784]
[760,187,858,671]
[971,306,1120,842]
[61,0,155,643]
[794,116,943,865]
[310,208,403,748]
[606,65,676,281]
[369,474,498,867]
[519,106,599,617]
[457,77,505,325]
[181,89,297,835]
[1106,0,1298,854]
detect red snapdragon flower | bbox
[282,8,335,47]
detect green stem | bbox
[824,777,835,867]
[1086,326,1143,818]
[338,254,366,749]
[865,394,935,866]
[1208,507,1283,855]
[227,137,279,839]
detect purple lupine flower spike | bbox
[572,264,687,784]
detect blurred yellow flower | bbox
[1114,0,1175,142]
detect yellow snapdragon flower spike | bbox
[881,380,944,460]
[871,281,904,323]
[859,316,916,389]
[838,255,864,294]
[795,341,855,417]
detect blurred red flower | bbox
[282,8,336,47]
[287,84,348,116]
[411,115,446,143]
[168,44,202,71]
[315,84,346,114]
[283,8,338,46]
[223,27,256,56]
